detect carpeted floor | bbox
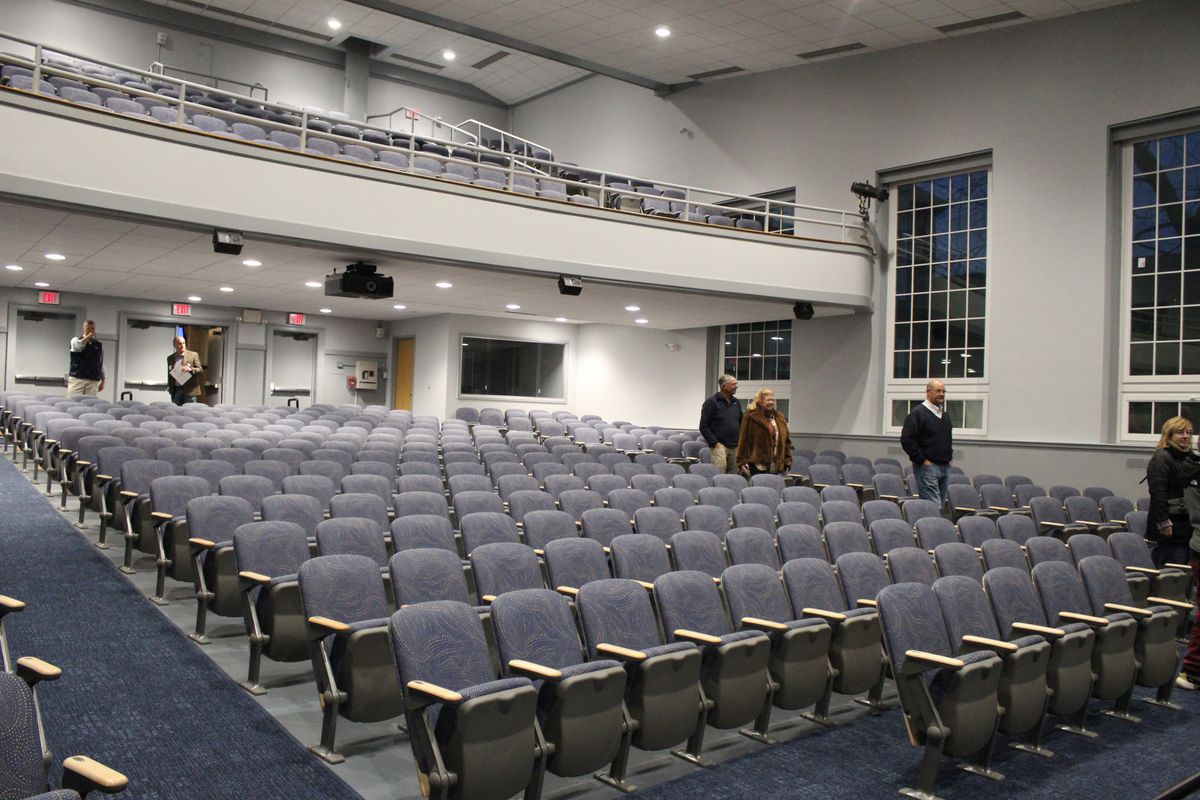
[0,453,364,800]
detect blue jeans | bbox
[916,462,950,508]
[1152,539,1191,570]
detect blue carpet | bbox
[0,455,364,800]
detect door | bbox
[393,337,414,410]
[123,319,226,405]
[7,308,77,393]
[270,329,317,405]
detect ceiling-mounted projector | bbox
[325,262,393,299]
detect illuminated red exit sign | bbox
[38,290,60,305]
[288,313,306,326]
[172,303,192,316]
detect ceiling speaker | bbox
[793,301,814,320]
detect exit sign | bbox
[288,313,306,326]
[172,303,192,316]
[38,290,60,305]
[404,108,420,120]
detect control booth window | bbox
[459,336,565,399]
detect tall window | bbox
[721,320,791,419]
[1120,127,1200,439]
[885,163,990,435]
[891,170,989,381]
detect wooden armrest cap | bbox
[674,628,722,645]
[238,571,271,584]
[906,649,965,668]
[1165,562,1192,570]
[481,594,497,603]
[0,595,26,611]
[95,474,112,481]
[1148,596,1193,609]
[595,642,647,661]
[118,490,137,499]
[555,586,578,596]
[1012,621,1065,636]
[63,756,128,791]
[1059,611,1108,625]
[188,538,215,548]
[857,598,878,608]
[1125,566,1160,574]
[151,511,174,521]
[742,616,788,631]
[16,656,62,679]
[1104,602,1152,616]
[962,634,1018,651]
[308,615,350,632]
[508,659,563,679]
[802,607,848,621]
[634,580,655,590]
[407,679,462,703]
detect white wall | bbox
[515,0,1200,447]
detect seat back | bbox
[931,575,1003,644]
[777,523,827,562]
[470,542,543,598]
[460,512,521,554]
[725,526,780,569]
[723,563,793,627]
[655,570,733,639]
[1026,536,1071,566]
[933,542,983,581]
[522,509,578,550]
[776,501,819,528]
[544,536,610,590]
[491,588,586,671]
[684,503,730,536]
[610,534,673,583]
[862,499,903,527]
[980,538,1029,571]
[1066,533,1109,566]
[576,578,665,657]
[836,552,891,608]
[870,518,916,556]
[0,670,50,798]
[233,520,310,577]
[781,557,848,614]
[261,493,323,538]
[981,567,1050,636]
[388,548,471,606]
[914,516,958,550]
[996,514,1038,545]
[670,530,727,577]
[299,554,389,625]
[824,521,871,560]
[957,515,999,548]
[885,547,937,586]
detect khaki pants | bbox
[67,376,101,397]
[710,442,740,474]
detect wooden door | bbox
[393,337,414,410]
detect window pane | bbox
[1128,401,1153,434]
[891,400,910,427]
[1154,402,1179,432]
[963,400,984,429]
[460,337,565,398]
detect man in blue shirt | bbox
[699,374,743,474]
[900,379,953,507]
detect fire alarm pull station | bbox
[346,375,357,391]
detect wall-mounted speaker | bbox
[793,301,814,320]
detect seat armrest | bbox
[0,594,26,612]
[238,571,271,585]
[1147,596,1193,610]
[954,506,975,513]
[857,598,877,608]
[674,628,722,645]
[16,656,63,686]
[1075,520,1101,527]
[1012,621,1065,637]
[904,649,965,671]
[596,642,647,662]
[962,634,1018,652]
[481,594,497,603]
[555,586,578,597]
[1124,565,1160,575]
[96,474,113,482]
[118,490,137,500]
[634,580,655,591]
[742,616,788,632]
[62,755,129,795]
[75,459,90,466]
[508,659,563,680]
[802,607,847,622]
[1103,602,1151,617]
[188,538,215,549]
[1059,610,1108,626]
[988,506,1010,512]
[1165,562,1192,570]
[308,615,350,633]
[406,679,462,705]
[1040,521,1065,528]
[151,512,174,522]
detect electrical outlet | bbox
[156,32,168,46]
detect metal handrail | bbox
[0,29,869,248]
[148,61,268,101]
[456,118,554,158]
[366,105,478,145]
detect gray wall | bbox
[514,0,1200,449]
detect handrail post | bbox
[32,44,42,88]
[299,111,308,150]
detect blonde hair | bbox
[1157,415,1194,450]
[748,388,775,412]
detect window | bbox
[891,170,989,382]
[459,336,565,399]
[1119,127,1200,440]
[721,320,791,419]
[1127,131,1200,377]
[886,396,987,435]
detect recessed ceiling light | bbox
[505,303,521,310]
[435,281,453,289]
[655,26,671,38]
[4,264,22,271]
[442,49,456,61]
[752,352,762,357]
[555,317,568,323]
[770,336,784,341]
[305,280,322,288]
[393,304,407,310]
[634,318,648,324]
[625,305,640,312]
[327,18,342,30]
[34,281,49,287]
[219,286,234,292]
[44,253,66,261]
[242,259,262,267]
[319,308,332,313]
[187,295,202,302]
[725,341,731,345]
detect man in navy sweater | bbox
[900,379,953,507]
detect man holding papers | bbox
[167,335,203,405]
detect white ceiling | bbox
[140,0,1137,104]
[0,198,805,329]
